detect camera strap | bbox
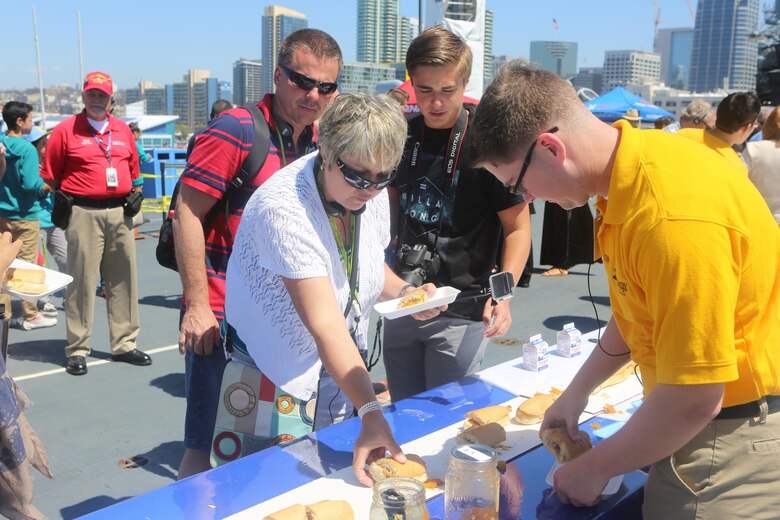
[401,106,469,250]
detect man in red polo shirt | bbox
[42,71,151,376]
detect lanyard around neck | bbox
[89,126,113,166]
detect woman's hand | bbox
[409,282,446,321]
[352,410,405,487]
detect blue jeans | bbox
[183,332,228,452]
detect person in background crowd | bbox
[679,99,715,130]
[472,60,780,519]
[678,92,761,175]
[23,125,63,320]
[748,105,775,142]
[653,115,674,130]
[128,122,151,164]
[41,71,150,376]
[621,108,641,128]
[186,99,234,159]
[173,29,342,479]
[538,201,594,278]
[743,105,780,225]
[224,93,443,485]
[387,87,410,109]
[0,102,55,331]
[383,27,531,403]
[0,142,6,181]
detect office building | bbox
[339,62,398,94]
[655,27,694,90]
[400,16,419,60]
[170,70,220,132]
[572,67,604,94]
[484,9,494,87]
[262,6,308,95]
[233,58,263,107]
[530,41,578,78]
[603,50,661,91]
[125,80,168,115]
[689,0,760,92]
[358,0,402,63]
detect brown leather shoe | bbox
[66,356,87,376]
[111,349,152,366]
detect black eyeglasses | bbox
[511,126,559,198]
[280,64,338,95]
[336,158,396,190]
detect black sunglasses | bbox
[336,158,396,190]
[281,64,338,95]
[511,126,559,199]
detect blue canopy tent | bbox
[584,86,675,123]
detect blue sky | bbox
[1,0,704,90]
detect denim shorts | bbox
[183,341,229,452]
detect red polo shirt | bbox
[41,111,140,198]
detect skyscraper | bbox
[530,41,578,78]
[655,28,694,90]
[400,16,419,61]
[689,0,760,92]
[262,6,308,95]
[233,58,263,107]
[484,9,494,87]
[603,50,661,91]
[171,69,216,132]
[357,0,402,63]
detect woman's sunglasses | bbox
[336,158,396,190]
[281,65,338,95]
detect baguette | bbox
[397,288,429,309]
[368,454,427,483]
[591,362,638,395]
[541,426,592,463]
[515,393,557,425]
[456,422,506,447]
[463,405,512,429]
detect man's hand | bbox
[482,297,511,337]
[178,304,221,355]
[540,388,590,442]
[0,232,22,272]
[409,282,446,321]
[352,411,406,487]
[553,455,608,507]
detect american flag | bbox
[552,18,559,30]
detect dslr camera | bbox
[396,244,441,287]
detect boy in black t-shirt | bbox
[384,27,531,402]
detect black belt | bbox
[715,395,780,420]
[71,195,126,209]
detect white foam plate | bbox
[3,258,73,302]
[546,461,623,496]
[374,286,461,320]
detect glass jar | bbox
[370,477,429,520]
[444,444,499,520]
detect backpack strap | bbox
[228,105,271,190]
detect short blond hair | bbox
[318,93,407,172]
[405,26,472,85]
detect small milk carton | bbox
[523,334,549,372]
[556,322,582,358]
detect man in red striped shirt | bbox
[173,29,342,478]
[42,71,151,376]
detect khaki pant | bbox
[0,218,42,321]
[64,205,139,358]
[643,407,780,519]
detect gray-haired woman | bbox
[223,93,443,485]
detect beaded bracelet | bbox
[358,400,383,419]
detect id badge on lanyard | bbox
[91,128,116,188]
[106,167,118,187]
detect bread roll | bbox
[5,280,48,294]
[263,503,307,520]
[463,405,512,428]
[397,288,429,309]
[306,500,354,520]
[3,268,45,284]
[541,426,592,463]
[592,362,638,395]
[515,393,556,425]
[456,422,506,447]
[368,454,427,483]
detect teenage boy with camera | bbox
[383,27,531,402]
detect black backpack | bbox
[155,105,271,272]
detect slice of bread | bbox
[456,422,506,447]
[368,454,427,483]
[592,362,638,395]
[541,426,592,463]
[515,393,557,425]
[306,500,354,520]
[463,405,512,429]
[3,267,45,283]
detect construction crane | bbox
[685,0,696,23]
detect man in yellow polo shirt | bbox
[471,61,780,519]
[677,91,761,176]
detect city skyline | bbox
[1,0,704,91]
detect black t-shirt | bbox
[391,106,525,319]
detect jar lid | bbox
[450,444,496,464]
